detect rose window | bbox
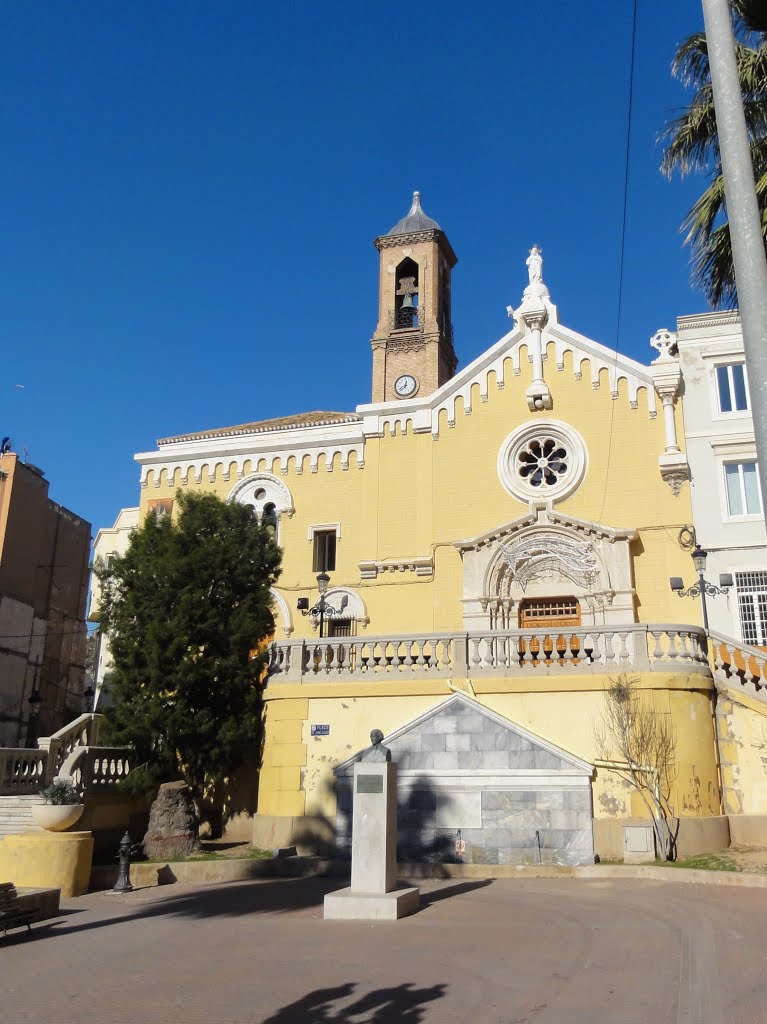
[517,437,568,488]
[498,421,587,504]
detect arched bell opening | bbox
[393,257,419,330]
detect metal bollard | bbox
[113,830,134,893]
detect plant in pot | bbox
[31,779,85,832]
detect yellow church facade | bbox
[133,194,731,863]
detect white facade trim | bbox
[228,472,294,520]
[135,420,366,488]
[270,588,294,637]
[496,419,588,506]
[307,522,342,542]
[357,304,659,440]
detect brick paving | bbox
[2,876,767,1023]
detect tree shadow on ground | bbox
[260,980,447,1024]
[0,872,494,946]
[0,877,346,946]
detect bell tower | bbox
[371,192,458,402]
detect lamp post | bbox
[669,545,733,631]
[316,571,330,639]
[26,688,43,749]
[297,572,345,638]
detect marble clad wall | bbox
[335,698,595,866]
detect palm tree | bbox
[660,1,767,308]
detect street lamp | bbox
[297,572,346,639]
[669,544,733,631]
[26,688,43,749]
[82,686,95,714]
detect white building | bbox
[677,311,767,646]
[87,506,139,707]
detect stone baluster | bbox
[415,641,426,668]
[617,632,630,664]
[470,637,482,670]
[521,635,534,665]
[666,631,679,661]
[561,638,575,667]
[403,641,414,669]
[439,638,451,671]
[497,634,508,670]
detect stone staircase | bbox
[709,630,767,706]
[0,795,42,836]
[0,714,131,840]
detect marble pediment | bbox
[334,692,593,777]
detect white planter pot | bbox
[31,803,85,832]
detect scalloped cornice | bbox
[358,306,659,440]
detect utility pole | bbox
[701,0,767,521]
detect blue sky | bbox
[2,1,709,537]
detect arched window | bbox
[393,257,419,329]
[262,502,278,537]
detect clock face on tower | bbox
[394,374,419,398]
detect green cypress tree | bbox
[95,491,282,809]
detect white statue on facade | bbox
[519,244,549,305]
[526,245,543,286]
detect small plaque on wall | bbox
[311,724,330,736]
[356,774,383,794]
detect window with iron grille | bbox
[327,618,355,638]
[735,571,767,646]
[312,529,337,572]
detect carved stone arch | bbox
[459,509,637,630]
[227,472,294,518]
[483,526,610,600]
[322,587,369,628]
[270,588,293,637]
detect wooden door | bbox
[518,598,581,662]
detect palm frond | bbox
[661,9,767,307]
[660,88,719,177]
[670,32,709,88]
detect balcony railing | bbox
[267,624,710,685]
[387,311,454,342]
[389,309,423,331]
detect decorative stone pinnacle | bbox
[650,328,678,361]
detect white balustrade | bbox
[267,624,710,684]
[56,745,132,791]
[0,749,48,795]
[708,629,767,700]
[37,712,104,781]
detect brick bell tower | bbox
[371,192,458,403]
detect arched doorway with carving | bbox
[457,508,638,636]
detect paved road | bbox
[2,876,766,1023]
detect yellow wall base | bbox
[0,831,94,898]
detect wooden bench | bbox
[0,882,37,937]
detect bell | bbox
[400,292,415,309]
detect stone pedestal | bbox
[0,831,94,898]
[324,761,419,921]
